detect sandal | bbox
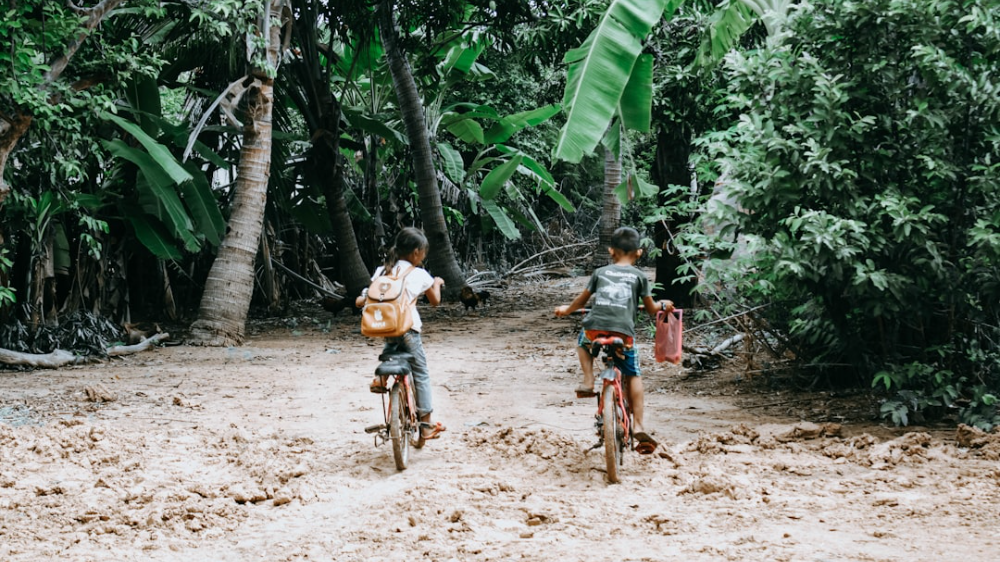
[575,386,597,398]
[369,377,388,394]
[420,421,447,440]
[634,432,658,455]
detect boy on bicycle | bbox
[554,226,673,454]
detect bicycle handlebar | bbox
[559,305,663,316]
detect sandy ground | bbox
[2,276,1000,562]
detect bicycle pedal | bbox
[365,424,386,434]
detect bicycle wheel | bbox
[389,383,409,470]
[602,384,623,483]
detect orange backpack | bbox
[360,265,415,338]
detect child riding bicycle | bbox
[356,227,447,442]
[554,226,673,454]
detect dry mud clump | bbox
[0,421,314,558]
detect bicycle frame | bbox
[366,351,421,470]
[381,373,418,431]
[592,339,632,447]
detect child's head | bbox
[387,227,429,268]
[609,226,642,262]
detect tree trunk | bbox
[378,0,465,294]
[290,0,372,300]
[189,1,285,346]
[651,124,698,307]
[595,145,622,269]
[318,99,371,300]
[364,134,388,263]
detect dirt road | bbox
[2,277,999,561]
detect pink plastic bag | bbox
[655,309,683,364]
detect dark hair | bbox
[610,226,641,253]
[384,227,429,271]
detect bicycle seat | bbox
[590,336,625,360]
[591,336,624,347]
[378,351,414,363]
[376,360,411,376]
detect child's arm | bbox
[425,277,445,306]
[554,289,592,317]
[642,296,674,318]
[355,295,365,308]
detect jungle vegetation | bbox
[1,0,997,429]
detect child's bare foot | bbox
[575,379,597,398]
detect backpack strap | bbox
[391,264,416,280]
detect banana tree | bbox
[554,0,790,298]
[553,0,791,164]
[438,102,570,240]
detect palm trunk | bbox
[319,97,371,300]
[378,0,465,293]
[290,0,371,299]
[189,1,284,345]
[595,145,622,269]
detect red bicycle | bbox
[365,351,424,470]
[560,308,642,483]
[588,335,633,483]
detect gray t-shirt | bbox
[582,264,651,337]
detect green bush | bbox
[692,0,1000,427]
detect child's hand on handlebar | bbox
[554,305,572,317]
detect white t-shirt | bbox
[367,260,434,332]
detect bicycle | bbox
[364,350,424,470]
[587,334,634,483]
[560,306,666,483]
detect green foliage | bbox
[692,0,1000,425]
[0,247,15,307]
[554,0,681,163]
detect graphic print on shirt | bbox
[593,268,640,310]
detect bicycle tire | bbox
[389,383,409,470]
[602,384,622,483]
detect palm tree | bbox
[285,0,372,300]
[596,144,622,268]
[189,0,287,345]
[377,0,465,293]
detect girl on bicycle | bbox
[356,227,447,441]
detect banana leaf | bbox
[437,142,466,185]
[446,118,485,144]
[697,0,757,66]
[105,139,200,253]
[481,199,521,240]
[480,155,523,200]
[104,113,192,185]
[554,0,682,163]
[179,162,226,246]
[619,54,653,132]
[496,145,574,212]
[343,108,408,145]
[125,212,183,261]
